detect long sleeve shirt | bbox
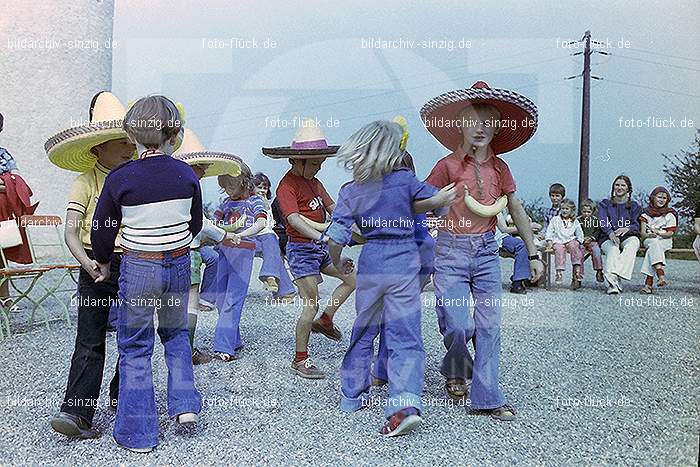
[91,155,202,263]
[596,199,642,244]
[545,215,583,244]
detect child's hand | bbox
[609,232,621,247]
[614,227,629,237]
[545,240,553,252]
[94,262,111,283]
[338,257,354,275]
[81,259,100,280]
[434,183,457,207]
[583,237,591,246]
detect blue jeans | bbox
[500,235,530,282]
[433,231,506,410]
[372,235,434,382]
[340,239,425,418]
[255,233,296,297]
[199,246,218,304]
[213,246,254,354]
[114,252,202,449]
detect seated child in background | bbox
[327,120,455,437]
[211,170,267,361]
[545,198,584,289]
[539,182,565,240]
[639,186,677,294]
[252,172,296,302]
[495,212,531,294]
[578,198,604,283]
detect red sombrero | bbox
[420,81,538,154]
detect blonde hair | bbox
[123,95,182,149]
[336,120,403,183]
[560,198,577,218]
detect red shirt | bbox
[426,146,516,234]
[276,170,335,243]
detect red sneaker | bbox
[379,409,422,437]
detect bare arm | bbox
[328,239,344,270]
[64,210,98,279]
[238,218,266,238]
[509,193,538,255]
[413,182,457,214]
[287,213,324,241]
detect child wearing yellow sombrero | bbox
[262,118,356,379]
[173,129,243,365]
[45,91,134,440]
[421,81,543,420]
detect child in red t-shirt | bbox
[421,81,543,421]
[263,119,356,379]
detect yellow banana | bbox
[463,187,508,217]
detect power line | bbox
[613,54,700,72]
[191,55,572,132]
[603,78,700,98]
[185,45,561,121]
[205,78,570,145]
[624,47,700,63]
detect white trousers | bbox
[640,237,673,276]
[693,235,700,262]
[601,236,640,281]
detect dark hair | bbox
[610,174,633,209]
[400,151,416,173]
[123,95,182,148]
[549,183,566,196]
[252,172,272,199]
[0,112,4,133]
[218,163,253,198]
[89,91,107,121]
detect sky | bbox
[112,0,699,208]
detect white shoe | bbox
[606,285,619,295]
[119,444,153,453]
[176,412,198,425]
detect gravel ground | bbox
[0,254,698,466]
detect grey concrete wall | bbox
[0,0,115,218]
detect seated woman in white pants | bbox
[597,175,642,294]
[639,187,677,294]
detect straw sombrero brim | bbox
[175,151,244,178]
[420,87,538,154]
[261,146,339,159]
[45,121,134,172]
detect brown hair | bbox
[580,198,597,213]
[610,174,633,209]
[123,95,182,149]
[549,183,566,196]
[218,163,252,198]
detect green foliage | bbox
[663,130,700,219]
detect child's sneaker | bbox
[311,317,342,341]
[554,271,563,285]
[657,275,667,287]
[176,412,198,425]
[192,348,212,365]
[290,358,325,379]
[371,376,388,387]
[263,276,279,293]
[379,408,422,437]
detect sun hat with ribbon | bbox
[420,81,538,154]
[262,117,339,159]
[173,128,243,178]
[44,91,134,172]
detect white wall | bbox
[0,0,115,217]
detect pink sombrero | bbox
[262,118,339,159]
[420,81,538,154]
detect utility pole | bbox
[566,31,606,210]
[578,30,591,210]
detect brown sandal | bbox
[445,378,469,400]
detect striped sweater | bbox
[91,154,203,263]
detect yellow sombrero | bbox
[44,92,133,172]
[173,129,244,178]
